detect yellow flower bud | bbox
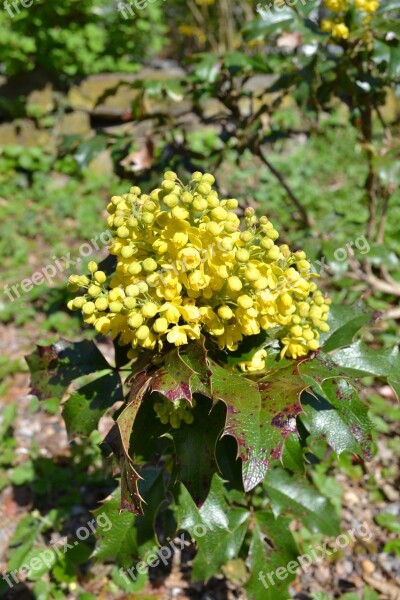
[227,276,242,292]
[94,271,107,284]
[82,301,95,315]
[237,295,253,309]
[95,297,109,311]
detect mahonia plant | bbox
[26,171,397,599]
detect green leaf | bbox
[0,403,17,441]
[321,304,371,352]
[26,340,111,401]
[168,397,226,505]
[175,474,250,582]
[264,468,340,536]
[23,546,58,580]
[151,341,211,402]
[375,513,400,533]
[105,369,151,515]
[10,460,35,485]
[245,510,298,600]
[210,361,306,491]
[282,434,304,473]
[62,372,123,438]
[300,386,372,458]
[93,490,139,567]
[332,341,400,399]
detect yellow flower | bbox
[332,22,350,38]
[68,171,330,360]
[239,349,267,373]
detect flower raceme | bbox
[322,0,379,39]
[67,171,330,370]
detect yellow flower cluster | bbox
[67,171,330,364]
[322,0,379,39]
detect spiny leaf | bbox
[26,340,111,401]
[245,510,298,600]
[62,372,123,438]
[106,369,151,515]
[150,341,211,403]
[168,397,226,505]
[263,468,340,536]
[210,361,306,492]
[320,304,371,352]
[174,474,250,582]
[332,341,400,399]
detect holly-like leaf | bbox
[320,304,371,352]
[332,341,400,399]
[26,340,111,401]
[245,510,298,600]
[150,341,211,403]
[210,361,306,492]
[300,390,372,457]
[93,490,139,567]
[174,474,250,582]
[168,397,226,505]
[106,369,151,515]
[264,468,340,536]
[62,372,123,438]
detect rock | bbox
[27,83,54,115]
[0,123,18,145]
[86,149,114,177]
[14,119,54,151]
[68,68,186,118]
[58,111,92,136]
[361,560,375,574]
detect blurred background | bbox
[0,0,399,598]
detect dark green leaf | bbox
[62,372,123,438]
[175,475,250,582]
[26,340,111,401]
[169,397,226,505]
[264,468,340,536]
[245,510,298,600]
[321,304,371,352]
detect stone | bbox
[27,83,54,115]
[58,111,92,136]
[86,149,114,177]
[0,123,18,145]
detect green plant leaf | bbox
[300,386,373,458]
[62,372,123,438]
[93,490,139,568]
[321,304,371,352]
[168,397,226,505]
[210,361,306,491]
[105,369,151,515]
[245,510,298,600]
[26,340,111,401]
[264,468,340,536]
[332,341,400,399]
[175,474,250,582]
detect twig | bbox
[254,144,312,228]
